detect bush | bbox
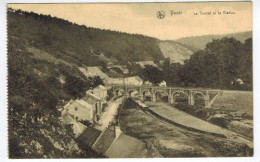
[175,103,215,120]
[122,98,139,109]
[207,114,232,128]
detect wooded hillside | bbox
[167,37,252,90]
[8,8,164,66]
[8,8,107,158]
[175,31,252,50]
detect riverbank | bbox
[173,90,253,139]
[118,98,252,157]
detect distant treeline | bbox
[139,37,252,90]
[7,8,164,66]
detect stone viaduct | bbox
[112,85,222,108]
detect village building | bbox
[231,78,244,85]
[107,64,129,74]
[105,132,147,158]
[76,124,147,158]
[106,76,143,86]
[82,92,102,121]
[134,61,158,68]
[91,85,108,103]
[92,125,117,154]
[158,80,167,87]
[61,99,95,123]
[144,81,153,86]
[78,66,109,79]
[60,85,108,125]
[77,127,102,148]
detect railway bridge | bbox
[112,85,222,108]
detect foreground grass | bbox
[171,90,253,138]
[213,90,253,119]
[118,99,247,157]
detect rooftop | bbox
[77,127,102,148]
[75,99,93,109]
[96,85,107,90]
[105,133,147,158]
[92,128,116,154]
[82,92,101,104]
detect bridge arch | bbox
[127,88,140,97]
[142,89,151,95]
[192,92,206,98]
[127,88,139,93]
[192,92,206,106]
[141,90,152,101]
[154,90,169,102]
[171,91,189,104]
[114,88,125,96]
[171,91,189,98]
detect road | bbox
[95,96,124,130]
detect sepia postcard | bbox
[6,1,254,159]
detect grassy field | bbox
[212,90,253,119]
[171,90,253,138]
[118,99,247,157]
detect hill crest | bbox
[174,31,252,50]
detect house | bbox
[76,123,148,158]
[134,61,158,68]
[61,85,108,125]
[105,133,147,158]
[82,92,103,121]
[61,99,95,123]
[144,81,153,86]
[91,85,107,103]
[78,66,109,79]
[125,76,143,86]
[60,111,74,125]
[232,78,244,85]
[108,65,129,74]
[105,76,143,86]
[158,80,167,87]
[63,99,74,109]
[77,127,102,148]
[60,111,88,137]
[92,125,116,154]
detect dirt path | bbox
[95,97,124,130]
[147,102,251,145]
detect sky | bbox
[8,2,252,40]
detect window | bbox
[75,107,78,111]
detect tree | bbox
[166,37,252,90]
[90,76,104,88]
[142,65,163,85]
[162,58,182,86]
[205,37,244,89]
[238,38,252,90]
[64,75,87,98]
